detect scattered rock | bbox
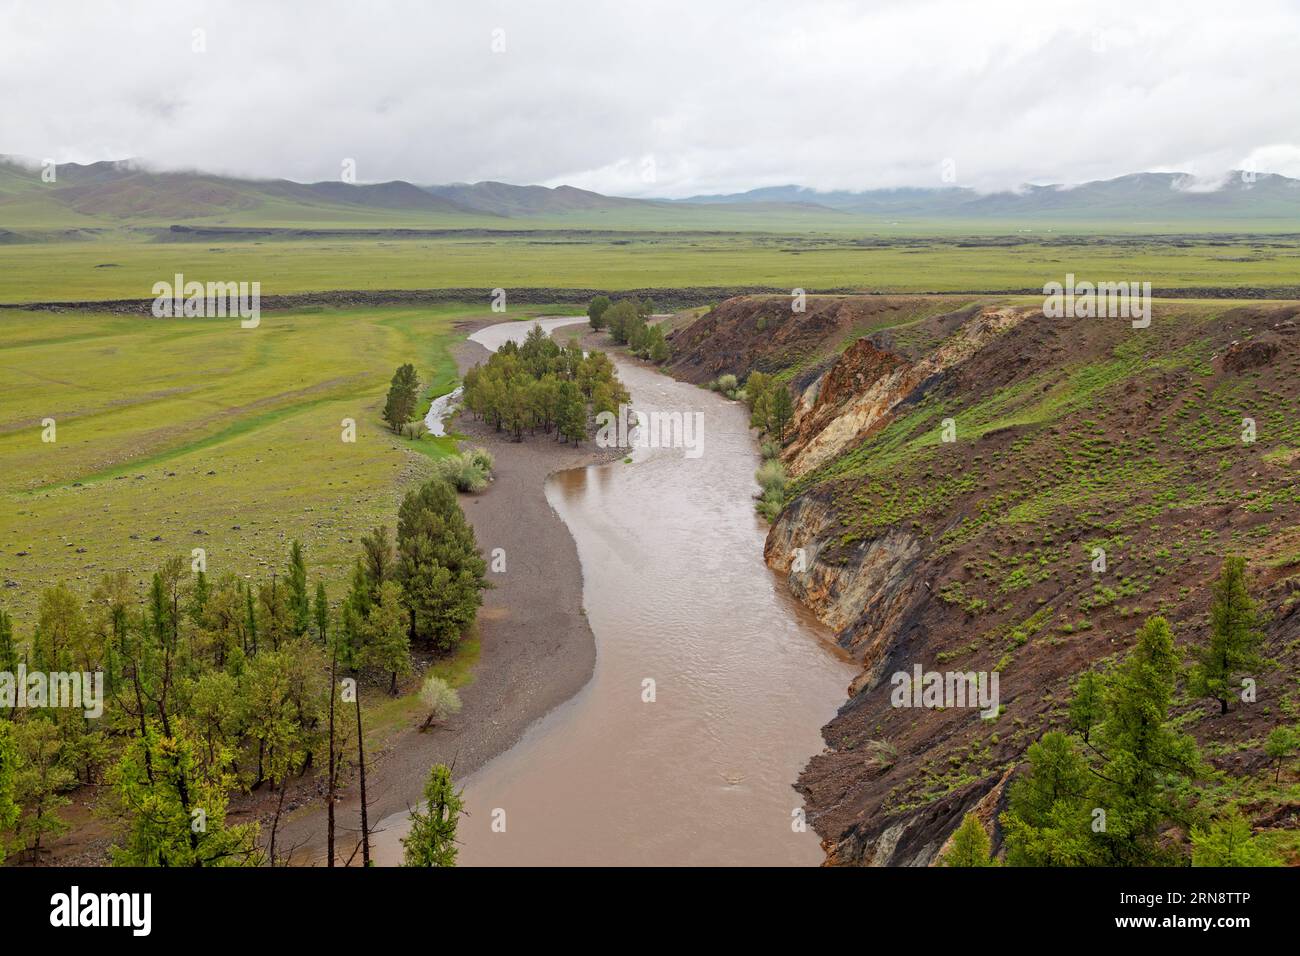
[1222,333,1281,373]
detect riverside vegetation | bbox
[661,293,1300,865]
[941,557,1285,866]
[0,305,635,868]
[0,305,473,626]
[0,360,490,865]
[460,323,631,442]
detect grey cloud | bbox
[2,0,1298,195]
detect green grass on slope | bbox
[3,234,1300,303]
[799,304,1299,550]
[0,304,498,622]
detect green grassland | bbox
[2,232,1300,304]
[0,304,572,623]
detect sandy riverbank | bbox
[278,317,623,864]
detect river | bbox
[374,316,855,865]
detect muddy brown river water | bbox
[373,319,855,865]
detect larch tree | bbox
[287,540,311,638]
[362,580,412,695]
[943,812,994,866]
[395,479,488,652]
[1191,810,1280,867]
[402,763,465,867]
[0,721,19,863]
[1190,555,1266,715]
[12,717,73,860]
[1068,670,1104,743]
[769,385,794,442]
[383,363,422,433]
[1000,730,1100,867]
[108,721,260,867]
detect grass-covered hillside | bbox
[0,304,513,625]
[666,294,1300,865]
[4,234,1300,306]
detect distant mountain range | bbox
[2,156,1298,230]
[677,172,1300,221]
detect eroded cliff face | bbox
[766,495,923,693]
[783,308,1029,476]
[663,294,974,386]
[667,294,1300,866]
[782,339,911,477]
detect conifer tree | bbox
[396,479,487,651]
[402,763,465,867]
[769,385,794,442]
[0,721,19,863]
[1068,670,1103,743]
[109,720,260,867]
[314,581,329,645]
[943,812,993,866]
[0,608,18,685]
[1001,731,1100,866]
[1264,726,1296,783]
[12,717,73,860]
[362,580,412,694]
[1191,810,1280,867]
[1092,615,1201,864]
[287,540,310,638]
[383,363,421,433]
[1190,556,1266,714]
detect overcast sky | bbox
[3,0,1299,197]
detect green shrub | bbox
[755,459,787,496]
[400,420,429,440]
[757,487,785,521]
[431,450,493,493]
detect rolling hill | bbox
[3,156,1299,234]
[423,181,643,217]
[0,158,501,230]
[678,172,1300,224]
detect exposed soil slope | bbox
[668,294,1300,865]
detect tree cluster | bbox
[595,296,670,363]
[462,324,629,442]
[991,558,1285,867]
[0,475,487,866]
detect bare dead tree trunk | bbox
[268,778,288,866]
[327,646,338,867]
[355,687,370,866]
